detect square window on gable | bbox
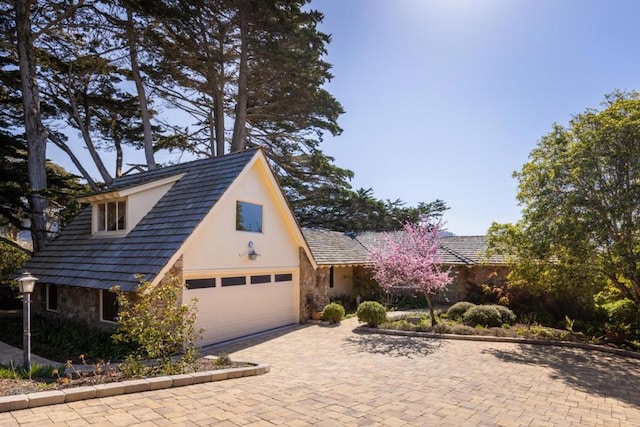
[236,201,262,232]
[95,200,127,233]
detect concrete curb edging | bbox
[358,326,640,360]
[0,363,270,413]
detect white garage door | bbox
[185,271,299,346]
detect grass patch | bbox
[0,362,61,380]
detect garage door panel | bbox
[186,275,298,345]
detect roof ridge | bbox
[113,148,259,183]
[438,243,475,265]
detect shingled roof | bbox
[23,149,259,292]
[302,229,369,266]
[304,231,504,267]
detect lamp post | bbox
[17,271,38,372]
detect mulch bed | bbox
[0,357,247,397]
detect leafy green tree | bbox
[0,239,30,285]
[292,180,448,233]
[0,131,88,235]
[488,90,640,317]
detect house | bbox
[300,229,370,310]
[302,230,508,304]
[23,148,318,345]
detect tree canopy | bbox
[487,90,640,315]
[2,0,447,249]
[369,220,452,324]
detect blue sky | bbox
[47,1,640,235]
[310,0,640,234]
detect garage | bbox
[185,270,299,345]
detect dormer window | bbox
[96,200,126,232]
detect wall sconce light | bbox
[247,241,260,261]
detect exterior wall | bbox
[353,266,381,301]
[180,158,304,341]
[329,266,354,297]
[299,250,328,320]
[89,180,175,235]
[127,181,176,232]
[347,264,510,306]
[438,268,459,304]
[32,284,112,331]
[31,257,184,332]
[182,159,300,275]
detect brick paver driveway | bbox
[2,317,639,426]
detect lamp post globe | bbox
[17,271,38,373]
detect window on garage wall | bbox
[236,201,263,232]
[251,275,271,284]
[185,278,216,289]
[221,276,247,287]
[274,273,293,282]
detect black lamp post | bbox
[17,271,38,372]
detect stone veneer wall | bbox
[298,248,328,321]
[30,256,184,331]
[32,284,110,330]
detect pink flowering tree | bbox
[369,219,452,325]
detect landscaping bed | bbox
[384,314,592,342]
[0,356,251,397]
[379,311,640,352]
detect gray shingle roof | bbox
[24,149,259,292]
[305,231,504,266]
[302,229,369,266]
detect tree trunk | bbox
[114,134,123,178]
[49,133,99,192]
[15,0,50,253]
[69,92,113,185]
[424,292,437,326]
[214,84,225,156]
[126,6,156,170]
[230,4,248,153]
[214,28,226,156]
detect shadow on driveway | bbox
[345,329,443,359]
[483,344,640,407]
[202,323,312,355]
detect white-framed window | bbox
[46,284,58,312]
[95,200,127,232]
[100,290,119,323]
[236,201,263,233]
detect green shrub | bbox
[490,304,517,325]
[0,314,134,363]
[356,301,387,327]
[329,294,356,312]
[603,299,638,326]
[447,301,476,320]
[322,302,345,323]
[463,305,502,327]
[113,274,202,377]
